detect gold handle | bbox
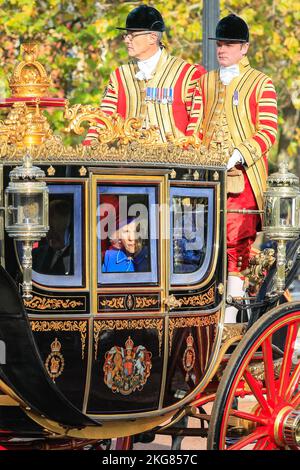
[163,294,182,311]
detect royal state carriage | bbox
[0,44,298,451]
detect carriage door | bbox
[86,169,169,414]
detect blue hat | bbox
[116,216,137,230]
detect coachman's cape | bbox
[84,48,206,144]
[196,56,278,274]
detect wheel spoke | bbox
[284,362,300,402]
[243,370,272,415]
[229,409,268,426]
[253,436,270,450]
[227,427,268,450]
[260,439,278,450]
[291,390,300,407]
[278,322,299,399]
[262,336,276,405]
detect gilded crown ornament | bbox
[0,43,65,148]
[50,338,62,353]
[9,43,52,97]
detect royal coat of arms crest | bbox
[45,337,65,382]
[182,333,196,382]
[103,336,152,395]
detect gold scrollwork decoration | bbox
[99,297,125,310]
[94,318,163,359]
[221,323,247,343]
[164,294,183,311]
[64,104,159,146]
[24,295,84,311]
[178,286,215,308]
[168,312,219,355]
[122,117,159,145]
[135,297,159,309]
[0,100,53,147]
[242,248,276,295]
[166,133,202,149]
[30,320,87,360]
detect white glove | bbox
[227,149,245,170]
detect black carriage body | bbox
[1,161,226,430]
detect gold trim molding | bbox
[30,320,87,359]
[0,136,227,167]
[94,318,163,359]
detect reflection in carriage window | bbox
[97,186,158,284]
[172,196,206,274]
[32,196,74,276]
[170,187,214,286]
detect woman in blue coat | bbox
[102,217,149,273]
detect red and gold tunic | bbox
[83,48,206,144]
[197,57,278,274]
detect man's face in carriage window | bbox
[216,40,249,67]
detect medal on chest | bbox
[233,90,239,106]
[145,87,174,104]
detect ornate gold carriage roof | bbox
[0,44,228,168]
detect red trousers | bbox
[227,166,260,275]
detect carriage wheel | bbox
[207,303,300,450]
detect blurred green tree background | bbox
[0,0,299,169]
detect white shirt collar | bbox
[135,48,162,81]
[219,63,240,86]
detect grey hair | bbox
[154,31,163,45]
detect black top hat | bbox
[116,5,165,32]
[209,14,249,42]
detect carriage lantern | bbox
[263,161,300,294]
[0,43,66,300]
[5,152,49,299]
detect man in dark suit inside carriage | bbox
[83,4,206,145]
[32,199,73,276]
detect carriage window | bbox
[170,187,214,286]
[97,185,158,285]
[28,184,83,287]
